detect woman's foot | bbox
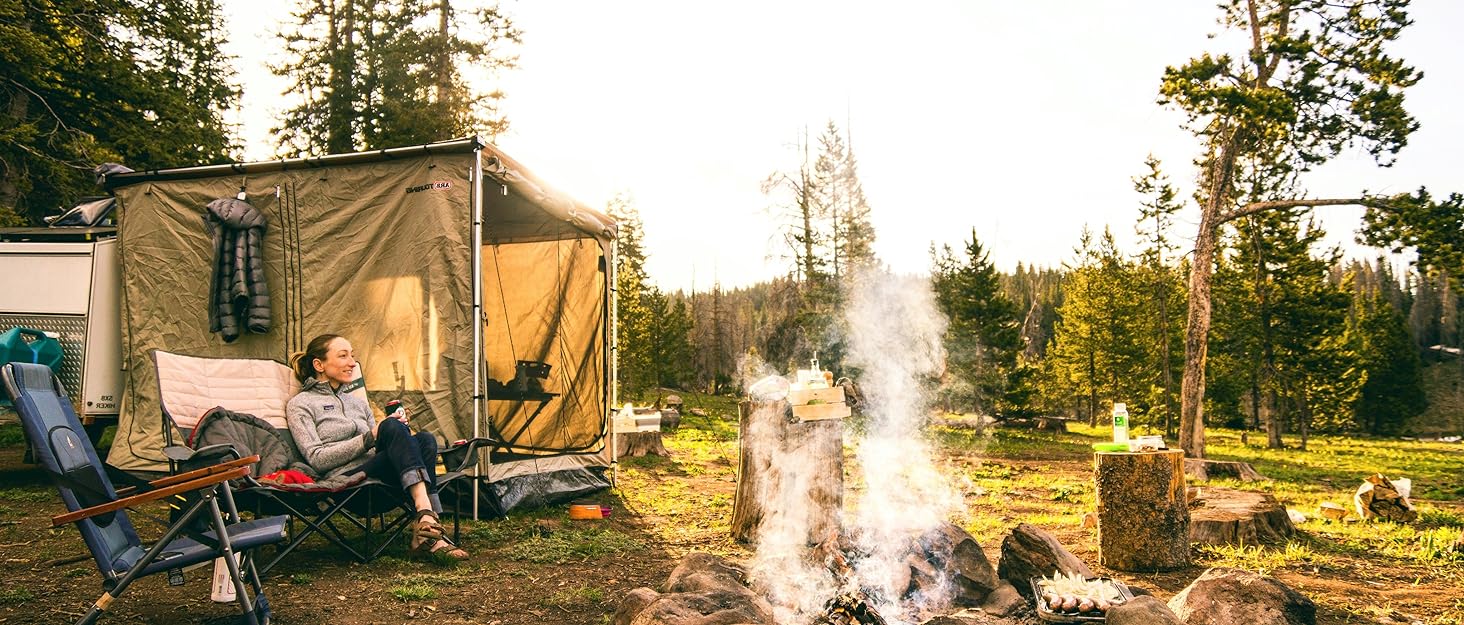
[429,539,469,560]
[410,509,444,553]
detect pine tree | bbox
[1,0,239,222]
[1351,291,1427,434]
[1133,156,1186,436]
[273,0,520,156]
[607,194,653,397]
[932,230,1031,416]
[1160,0,1427,457]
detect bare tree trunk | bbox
[1265,389,1282,449]
[435,0,450,104]
[1180,205,1221,458]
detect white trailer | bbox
[0,226,123,438]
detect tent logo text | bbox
[406,180,452,194]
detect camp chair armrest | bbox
[441,437,494,472]
[149,454,259,488]
[165,443,240,462]
[53,466,250,527]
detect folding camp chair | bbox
[1,362,287,625]
[151,350,463,573]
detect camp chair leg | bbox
[365,503,415,561]
[206,499,264,625]
[76,492,218,625]
[260,492,370,574]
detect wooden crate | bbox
[789,386,845,405]
[791,401,851,421]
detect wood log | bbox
[1095,450,1190,572]
[1187,486,1295,546]
[1183,458,1267,482]
[730,399,843,545]
[1035,417,1069,432]
[614,431,669,459]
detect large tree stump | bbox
[730,399,843,545]
[1187,486,1295,546]
[1095,450,1190,572]
[1184,458,1267,482]
[614,431,669,459]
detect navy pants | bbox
[353,418,438,498]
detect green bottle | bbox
[1112,403,1129,444]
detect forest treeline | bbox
[613,168,1462,441]
[1,0,517,224]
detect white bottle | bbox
[210,554,239,602]
[1112,403,1129,444]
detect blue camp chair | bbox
[1,362,288,625]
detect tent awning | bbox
[102,136,617,244]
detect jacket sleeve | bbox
[287,396,370,475]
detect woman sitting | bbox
[286,333,467,559]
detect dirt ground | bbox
[0,415,1461,625]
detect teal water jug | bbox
[0,327,64,372]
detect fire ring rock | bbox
[996,523,1094,597]
[615,552,775,625]
[1107,595,1182,625]
[918,522,1001,605]
[1167,567,1316,625]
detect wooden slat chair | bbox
[151,350,460,573]
[1,362,288,625]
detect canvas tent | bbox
[102,136,617,515]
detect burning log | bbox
[822,590,889,625]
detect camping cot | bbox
[101,136,618,516]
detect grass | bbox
[389,582,437,602]
[1196,541,1334,575]
[0,587,33,605]
[541,585,606,609]
[505,527,643,564]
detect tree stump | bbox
[1187,486,1295,546]
[614,431,669,459]
[730,399,843,545]
[1095,450,1190,572]
[1183,458,1267,482]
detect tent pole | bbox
[609,238,619,488]
[471,149,485,519]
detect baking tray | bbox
[1029,576,1135,623]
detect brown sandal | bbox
[429,539,469,560]
[410,510,444,553]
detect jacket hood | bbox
[206,197,266,230]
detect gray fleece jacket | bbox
[286,378,375,479]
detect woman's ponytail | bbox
[292,334,342,383]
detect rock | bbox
[1187,487,1295,546]
[1107,595,1181,625]
[978,581,1025,617]
[661,408,681,431]
[996,523,1094,597]
[904,552,940,600]
[690,407,708,417]
[919,522,1001,604]
[1081,512,1097,529]
[628,590,774,625]
[1167,567,1316,625]
[664,552,750,592]
[650,553,774,625]
[613,587,661,625]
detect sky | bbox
[224,1,1464,293]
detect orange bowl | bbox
[569,504,603,520]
